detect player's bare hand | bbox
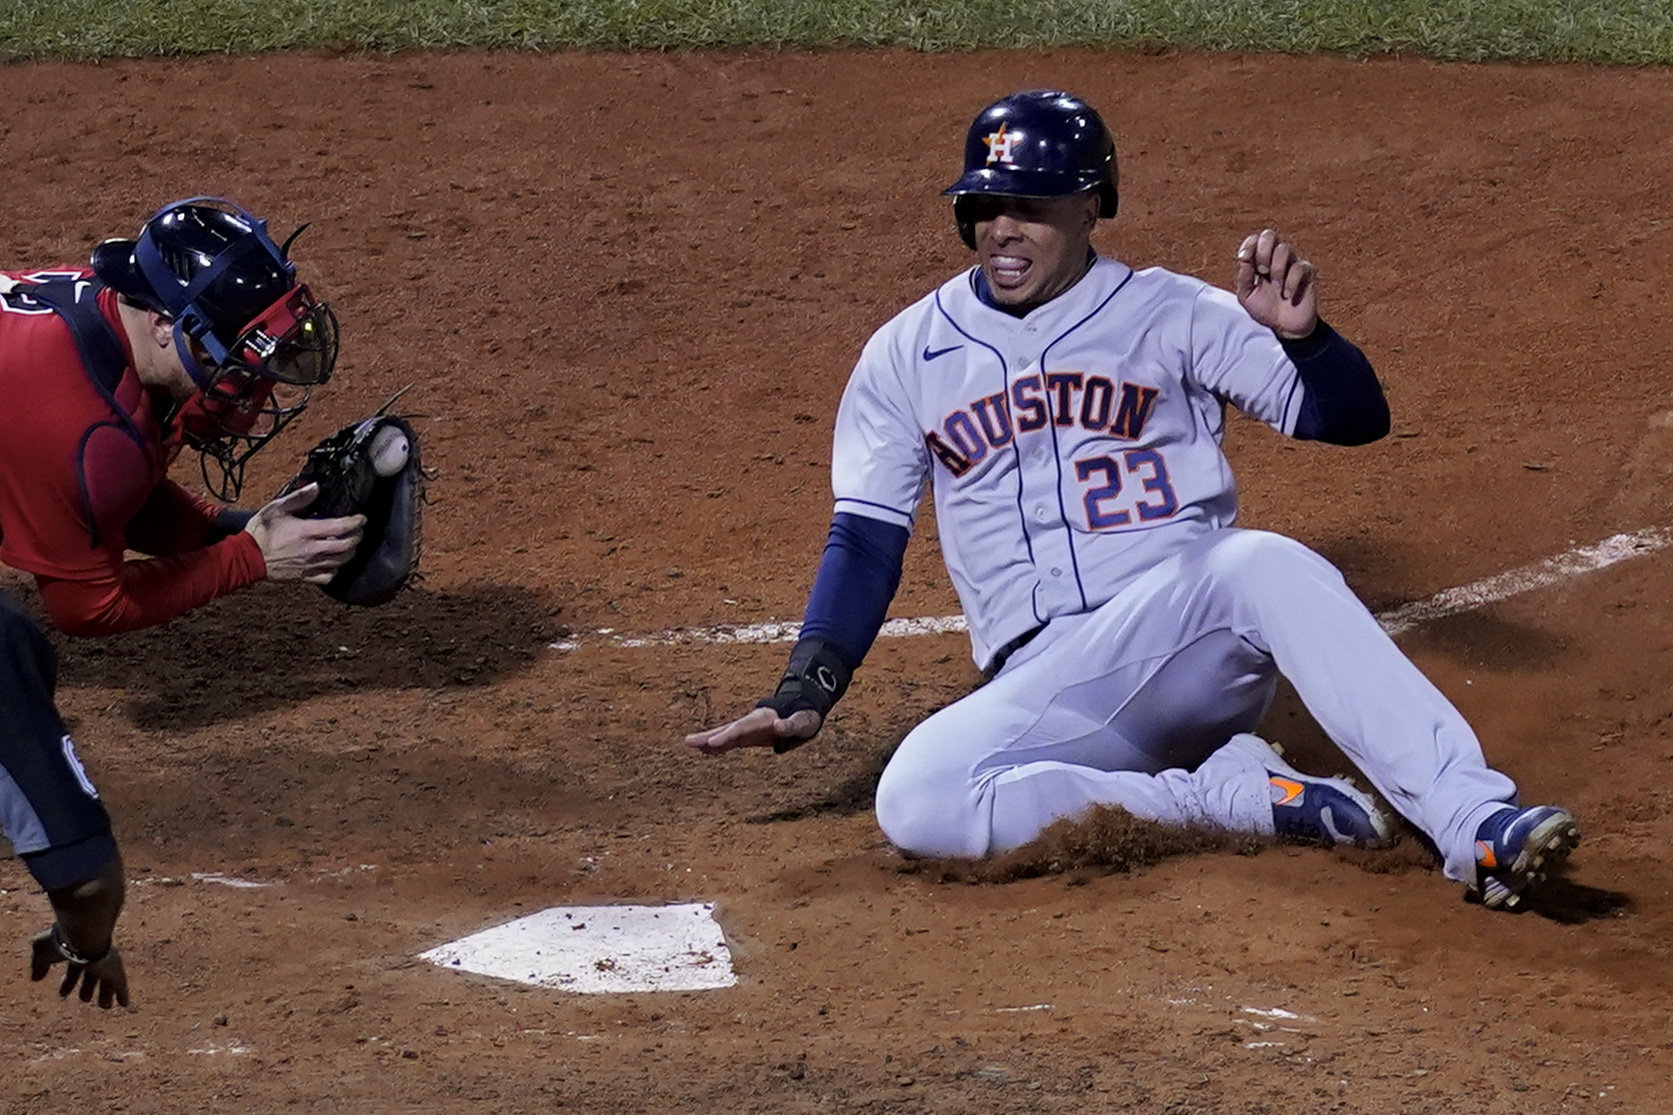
[30,930,130,1010]
[245,483,366,584]
[684,706,823,754]
[1235,228,1318,340]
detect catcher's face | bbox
[136,312,203,405]
[177,369,315,502]
[165,282,335,439]
[180,372,279,441]
[170,284,336,499]
[968,191,1100,309]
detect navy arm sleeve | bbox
[205,507,255,544]
[797,512,910,672]
[1283,320,1391,446]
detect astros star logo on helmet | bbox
[983,122,1019,166]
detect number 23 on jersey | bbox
[924,371,1181,532]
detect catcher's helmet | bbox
[944,90,1119,249]
[92,197,338,389]
[92,198,340,500]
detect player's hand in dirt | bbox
[1234,228,1318,340]
[245,483,366,585]
[30,930,130,1010]
[684,706,823,753]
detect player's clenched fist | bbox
[1234,228,1318,340]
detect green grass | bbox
[1,0,1670,63]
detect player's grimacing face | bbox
[969,191,1100,309]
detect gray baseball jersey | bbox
[837,256,1519,882]
[834,257,1302,671]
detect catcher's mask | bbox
[943,90,1119,250]
[91,197,339,500]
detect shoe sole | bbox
[1476,812,1582,910]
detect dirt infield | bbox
[2,46,1672,1113]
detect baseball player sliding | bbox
[687,89,1579,912]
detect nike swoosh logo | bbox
[1269,776,1305,806]
[922,344,963,361]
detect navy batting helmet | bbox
[944,90,1119,248]
[92,197,340,500]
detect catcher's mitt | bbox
[282,412,423,606]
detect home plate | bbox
[418,902,737,993]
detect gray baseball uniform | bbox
[844,259,1515,883]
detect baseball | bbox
[369,425,410,477]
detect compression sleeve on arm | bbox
[798,511,910,670]
[758,513,909,753]
[1283,320,1391,446]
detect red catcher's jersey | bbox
[0,268,264,634]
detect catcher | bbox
[0,198,418,1010]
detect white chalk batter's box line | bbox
[549,526,1672,651]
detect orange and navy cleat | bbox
[1470,805,1580,911]
[1265,752,1396,849]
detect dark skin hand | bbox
[30,855,130,1009]
[30,931,129,1009]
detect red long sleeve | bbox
[121,479,226,556]
[35,531,267,636]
